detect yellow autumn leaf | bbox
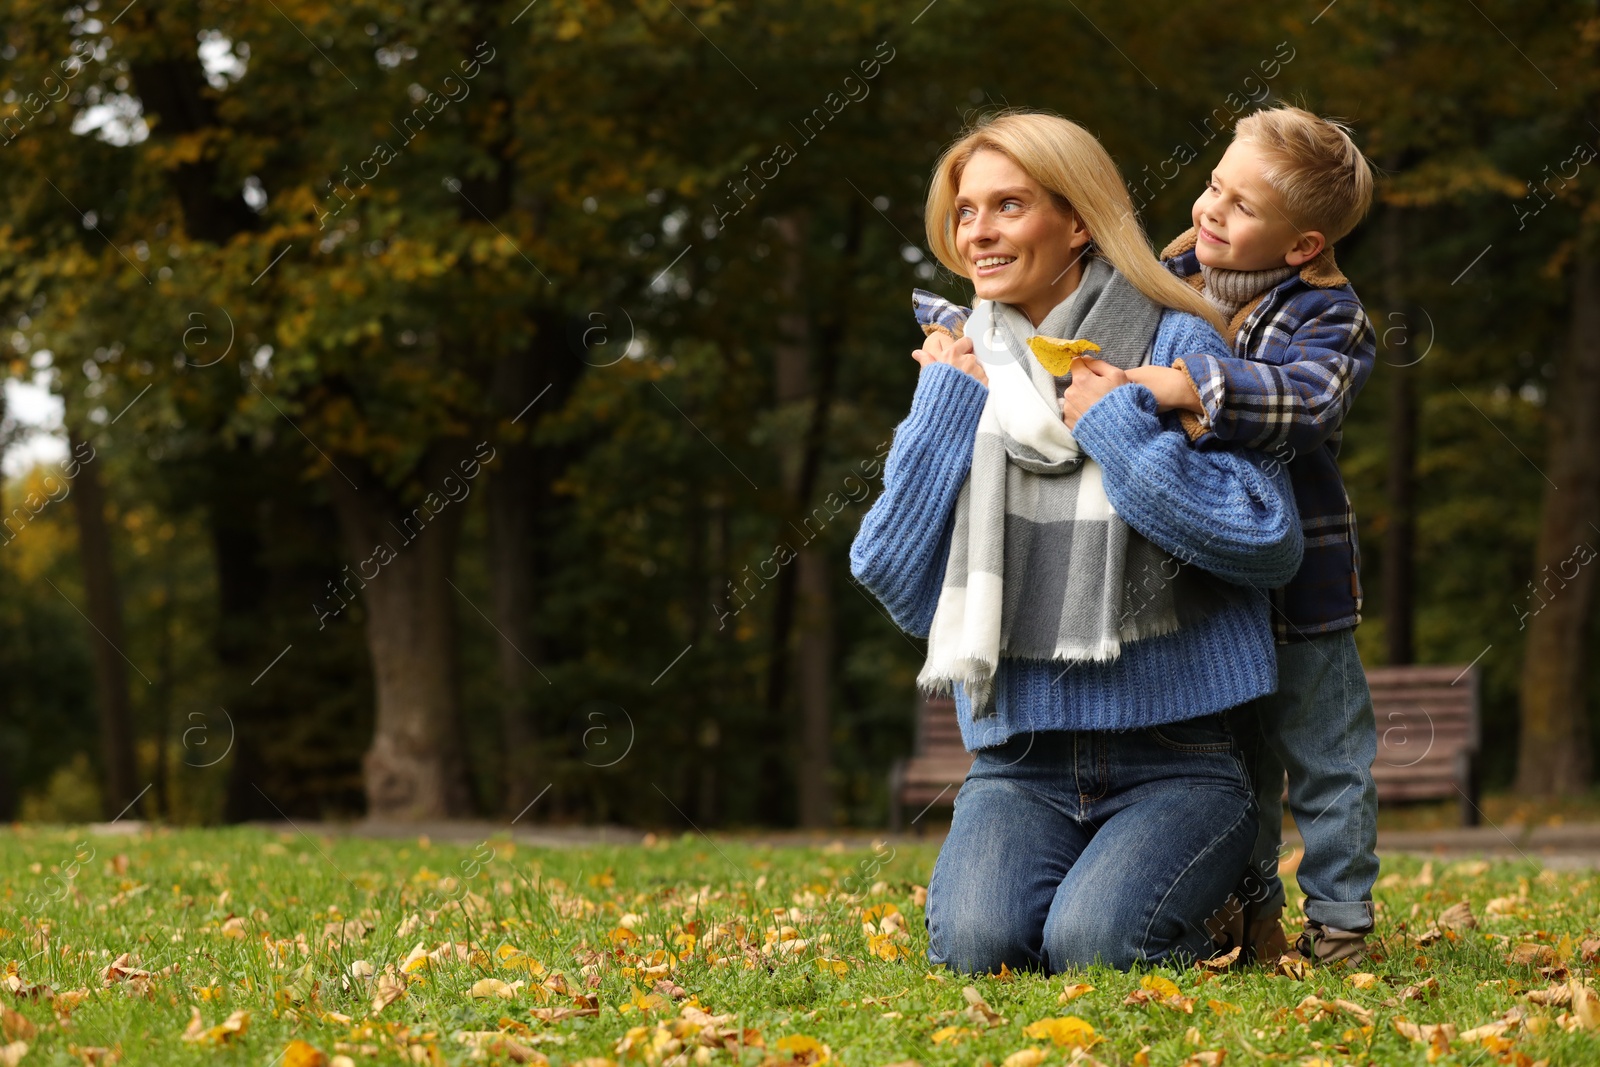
[1348,972,1379,990]
[1059,982,1095,1003]
[1028,335,1101,375]
[1022,1015,1099,1047]
[180,1007,251,1045]
[1140,974,1182,999]
[281,1039,329,1067]
[816,958,848,976]
[469,978,515,1000]
[930,1025,976,1044]
[608,926,641,946]
[1003,1049,1049,1067]
[1207,999,1241,1014]
[773,1033,831,1060]
[862,903,900,923]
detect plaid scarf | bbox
[912,259,1186,717]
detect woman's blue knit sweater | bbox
[849,309,1304,751]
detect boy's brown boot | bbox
[1294,921,1369,965]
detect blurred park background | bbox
[0,0,1595,829]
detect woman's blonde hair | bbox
[924,110,1229,335]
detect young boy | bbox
[1126,106,1379,963]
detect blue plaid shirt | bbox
[1160,228,1376,641]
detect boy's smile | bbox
[1192,141,1324,273]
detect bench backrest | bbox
[1367,664,1479,800]
[914,694,962,757]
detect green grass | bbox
[1,826,1597,1065]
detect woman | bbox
[849,112,1304,972]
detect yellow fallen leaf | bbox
[816,958,848,976]
[1206,999,1240,1015]
[773,1033,831,1061]
[1572,980,1600,1030]
[962,986,1006,1027]
[930,1026,975,1045]
[469,978,515,1000]
[0,1042,25,1067]
[0,1008,35,1042]
[282,1039,329,1067]
[1347,972,1379,990]
[180,1007,250,1045]
[1003,1049,1048,1067]
[1140,974,1182,999]
[1022,1016,1099,1048]
[608,926,641,946]
[1059,982,1095,1003]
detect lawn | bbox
[0,826,1596,1066]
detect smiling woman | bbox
[852,110,1305,974]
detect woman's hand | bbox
[1059,357,1128,429]
[913,331,988,388]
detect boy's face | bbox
[1191,140,1324,272]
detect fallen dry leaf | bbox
[1274,954,1311,981]
[281,1039,329,1067]
[1507,943,1559,968]
[0,1008,35,1042]
[961,986,1005,1027]
[1572,980,1600,1030]
[1021,1016,1099,1048]
[370,969,406,1014]
[1059,982,1094,1003]
[1347,972,1379,990]
[180,1007,250,1045]
[1197,946,1241,972]
[469,978,516,1000]
[1438,900,1478,931]
[0,1041,25,1067]
[1002,1050,1047,1067]
[1392,1019,1456,1048]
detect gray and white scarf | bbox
[916,258,1186,717]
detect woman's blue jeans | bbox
[925,714,1257,973]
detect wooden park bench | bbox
[888,663,1482,831]
[1368,663,1482,826]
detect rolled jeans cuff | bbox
[1303,897,1374,933]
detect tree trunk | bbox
[67,427,142,819]
[489,352,542,816]
[763,211,836,826]
[1380,206,1416,665]
[1515,242,1600,795]
[330,462,475,819]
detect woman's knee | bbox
[1041,906,1141,971]
[926,887,1043,975]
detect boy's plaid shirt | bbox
[1161,228,1377,641]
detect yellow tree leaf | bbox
[1022,1016,1099,1047]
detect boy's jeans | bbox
[1227,629,1379,932]
[925,716,1257,973]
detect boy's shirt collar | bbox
[1160,225,1348,289]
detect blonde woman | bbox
[850,111,1303,971]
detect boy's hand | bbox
[913,331,988,387]
[1124,365,1205,415]
[1060,357,1129,429]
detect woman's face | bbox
[954,149,1091,323]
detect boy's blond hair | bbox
[1234,106,1373,244]
[925,110,1230,335]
